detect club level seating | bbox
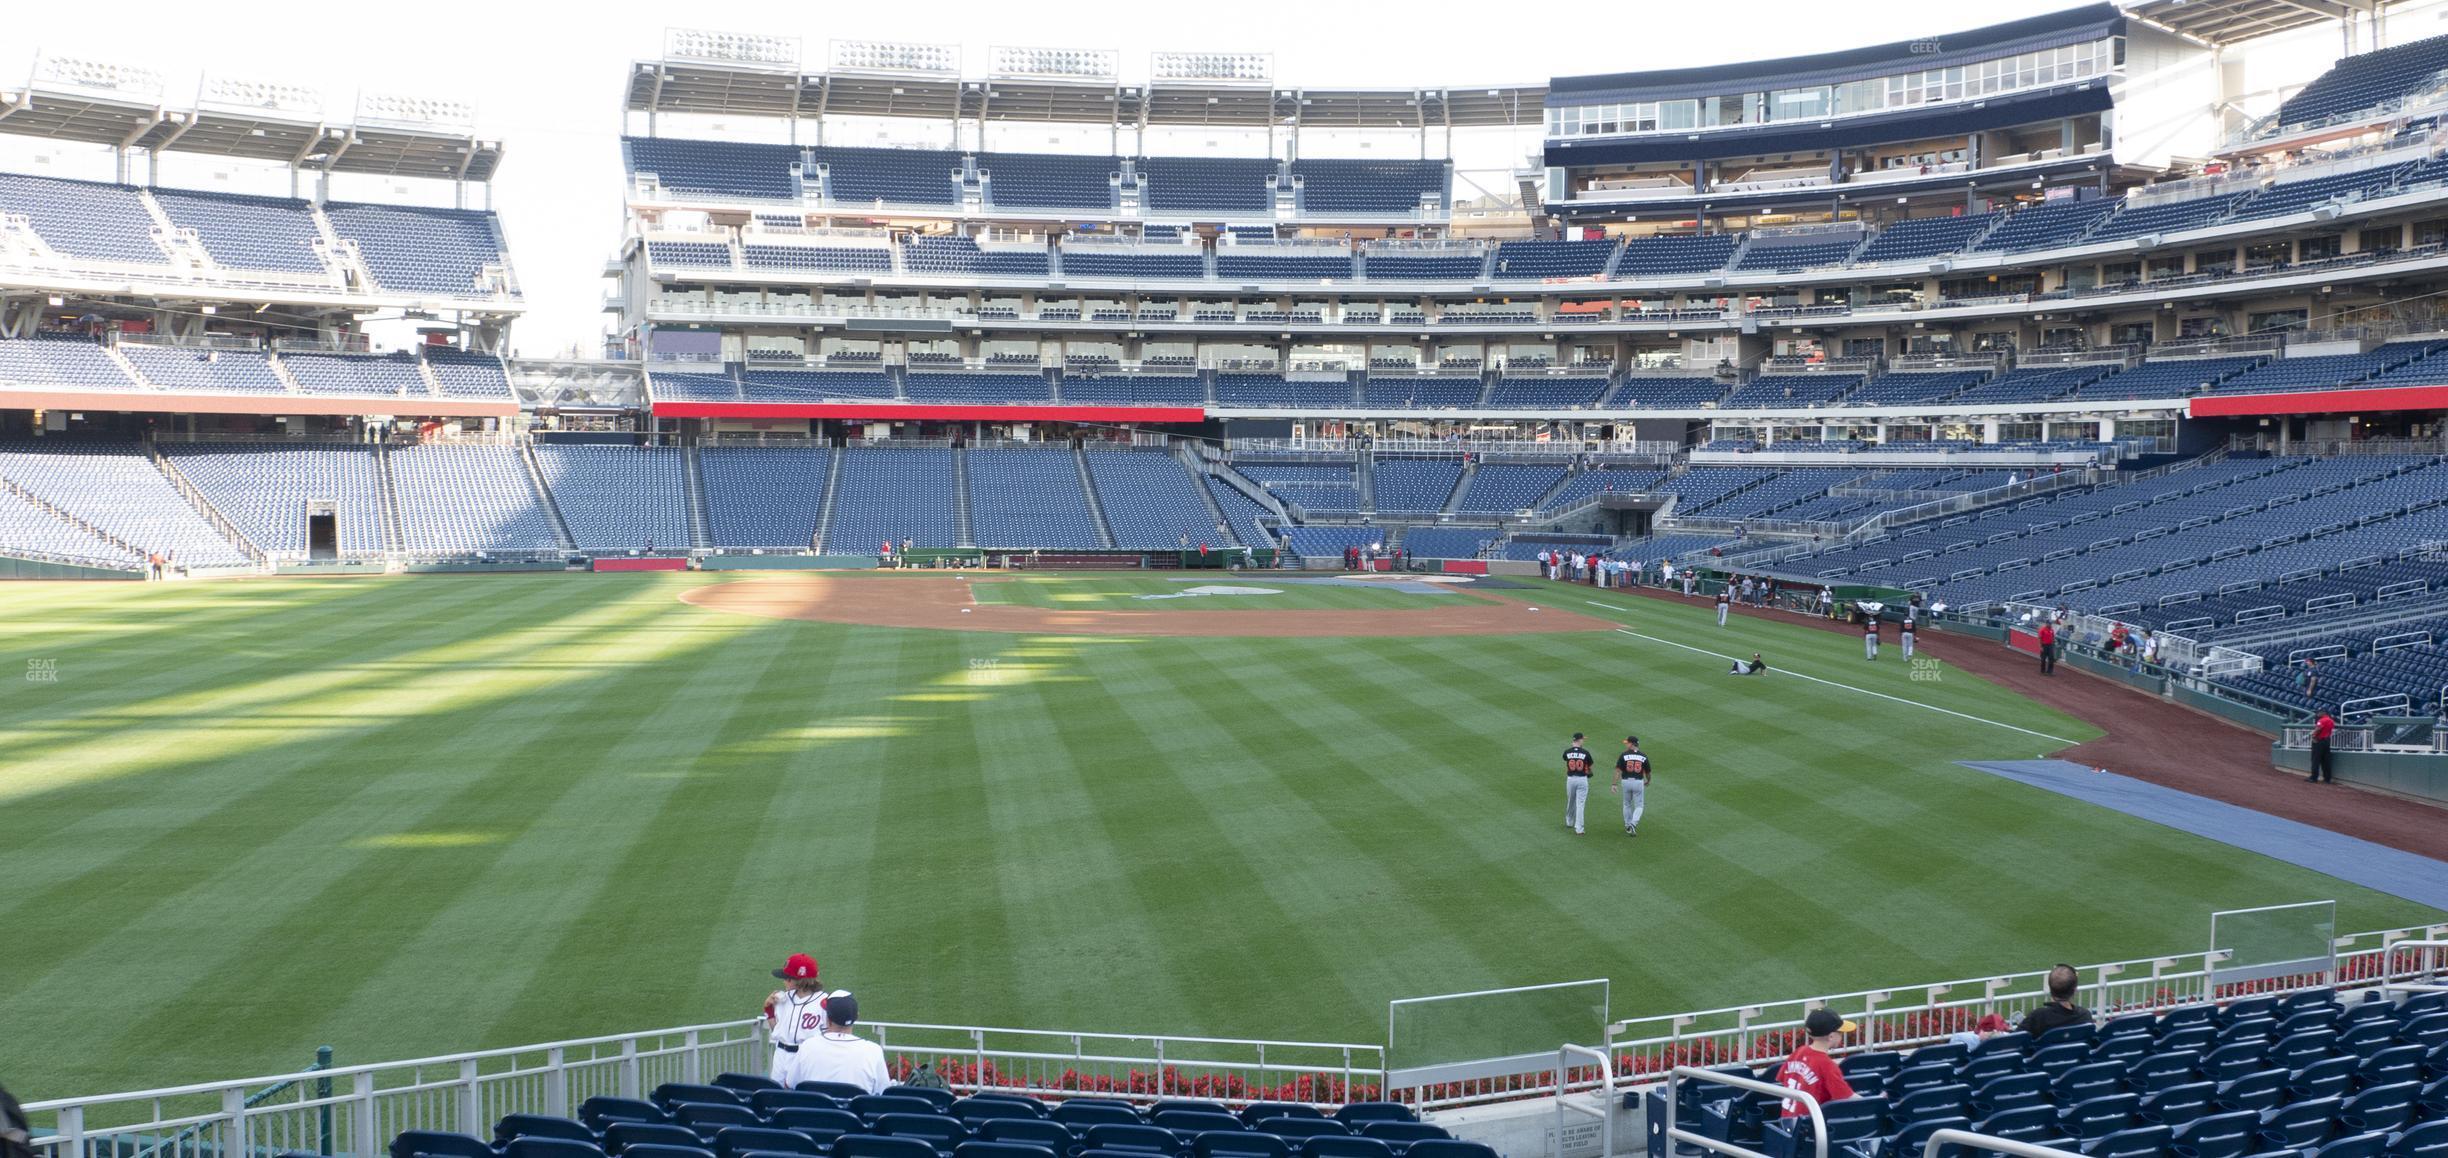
[386,444,560,555]
[2087,192,2252,243]
[2275,30,2448,127]
[826,448,959,550]
[1485,377,1608,407]
[2207,344,2435,395]
[978,152,1117,210]
[1213,376,1355,409]
[1735,238,1860,273]
[1364,252,1487,280]
[1970,197,2119,252]
[283,353,427,398]
[1614,234,1738,276]
[0,173,168,265]
[1060,375,1205,405]
[809,146,960,206]
[1951,366,2115,404]
[1291,158,1446,213]
[1856,213,1997,263]
[1607,377,1728,408]
[965,447,1101,548]
[1682,469,1866,519]
[1399,526,1498,558]
[119,345,286,394]
[1371,458,1465,513]
[1723,373,1861,407]
[1138,156,1275,214]
[2232,164,2414,222]
[743,244,893,273]
[161,443,384,556]
[648,242,735,270]
[1455,464,1569,513]
[743,372,895,401]
[0,441,249,564]
[151,189,327,274]
[1217,253,1356,280]
[322,202,511,299]
[0,335,142,391]
[904,373,1050,403]
[1358,377,1483,408]
[1083,449,1221,549]
[1609,531,1743,562]
[1491,240,1616,279]
[654,374,741,402]
[2070,357,2266,401]
[1233,462,1361,513]
[1847,371,1989,405]
[1542,468,1670,511]
[1061,249,1206,279]
[623,137,801,200]
[698,446,832,549]
[903,237,1049,277]
[426,350,517,401]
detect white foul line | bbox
[1602,625,2084,748]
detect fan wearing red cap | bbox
[761,952,837,1086]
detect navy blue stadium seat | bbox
[1974,1073,2051,1117]
[1975,1106,2061,1144]
[505,1139,608,1158]
[2214,1071,2287,1114]
[1332,1105,1416,1126]
[2032,1042,2097,1078]
[856,1097,949,1123]
[956,1100,1048,1125]
[2293,1057,2359,1102]
[839,1139,950,1158]
[499,1116,601,1147]
[2338,1082,2422,1135]
[1056,1103,1146,1128]
[587,1100,676,1130]
[392,1131,497,1158]
[1400,1144,1496,1158]
[2170,1111,2261,1158]
[606,1125,704,1154]
[1893,1064,1959,1098]
[1909,1042,1970,1068]
[1150,1102,1228,1119]
[2358,1045,2427,1088]
[875,1113,972,1155]
[2206,1044,2272,1085]
[2139,1082,2218,1129]
[766,1108,861,1142]
[1301,1138,1395,1158]
[1260,1121,1351,1140]
[2040,1024,2103,1048]
[976,1121,1075,1151]
[676,1106,761,1141]
[2314,1132,2393,1158]
[753,1092,842,1116]
[1893,1084,1972,1125]
[1958,1053,2024,1087]
[2094,1036,2154,1064]
[797,1082,873,1101]
[1198,1133,1295,1158]
[620,1145,714,1158]
[659,1085,748,1110]
[1155,1112,1244,1137]
[1084,1124,1182,1154]
[2132,1052,2205,1092]
[2221,999,2283,1029]
[956,1144,1061,1158]
[889,1088,960,1113]
[717,1074,785,1094]
[2273,1031,2341,1070]
[1241,1104,1326,1127]
[2403,1014,2448,1049]
[715,1127,821,1158]
[1772,1097,1886,1158]
[1355,1124,1447,1147]
[2257,1095,2344,1151]
[1858,1116,1971,1158]
[2060,1093,2142,1140]
[2390,1119,2448,1157]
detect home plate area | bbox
[679,573,1615,637]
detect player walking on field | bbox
[1615,736,1650,836]
[761,952,833,1085]
[1900,614,1916,660]
[1863,612,1880,660]
[1562,732,1595,835]
[1715,585,1730,626]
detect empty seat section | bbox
[1486,377,1607,407]
[1614,234,1736,276]
[742,371,894,401]
[1359,377,1482,408]
[1138,156,1275,214]
[1060,375,1204,405]
[904,373,1050,403]
[1456,464,1568,513]
[0,173,168,265]
[1371,458,1464,513]
[1084,449,1219,548]
[118,345,284,394]
[623,137,801,199]
[1233,462,1359,513]
[978,152,1117,210]
[531,445,689,551]
[699,446,832,549]
[1969,197,2117,252]
[323,203,512,298]
[426,350,517,400]
[1857,213,1996,263]
[966,448,1101,548]
[1216,251,1355,280]
[1061,248,1205,279]
[1606,377,1727,407]
[809,146,959,205]
[1724,373,1862,407]
[827,448,959,549]
[1364,251,1486,280]
[152,189,327,273]
[1491,240,1616,279]
[283,353,426,397]
[647,241,735,269]
[741,243,892,273]
[387,444,560,554]
[0,484,137,566]
[2275,31,2448,126]
[0,441,249,564]
[902,236,1049,277]
[1291,158,1446,213]
[162,444,384,556]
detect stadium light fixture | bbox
[830,39,959,76]
[356,91,476,130]
[664,27,801,70]
[198,75,324,117]
[33,54,164,99]
[1151,51,1272,85]
[990,46,1118,82]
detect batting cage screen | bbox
[2209,900,2337,989]
[1385,979,1609,1091]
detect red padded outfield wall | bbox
[2188,384,2448,417]
[592,557,689,572]
[651,403,1209,423]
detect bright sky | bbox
[5,0,2138,357]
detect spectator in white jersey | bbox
[794,993,893,1095]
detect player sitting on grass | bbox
[1727,652,1768,675]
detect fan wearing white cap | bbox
[793,992,893,1095]
[1775,1008,1858,1118]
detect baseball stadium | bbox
[3,5,2448,1158]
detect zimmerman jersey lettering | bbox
[1777,1046,1854,1116]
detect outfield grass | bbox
[1,573,2435,1097]
[971,573,1485,611]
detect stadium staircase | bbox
[1440,459,1477,516]
[680,445,713,551]
[265,354,307,395]
[142,444,264,566]
[412,358,444,400]
[517,441,577,551]
[1516,173,1543,217]
[1071,445,1118,548]
[951,448,976,547]
[1355,446,1376,513]
[373,444,405,555]
[811,450,844,554]
[1720,232,1756,271]
[1181,446,1238,542]
[1528,468,1579,511]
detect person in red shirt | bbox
[2308,713,2336,784]
[2037,622,2058,676]
[1778,1009,1857,1118]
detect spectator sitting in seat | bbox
[1949,1013,2011,1050]
[1727,652,1769,676]
[2017,964,2094,1036]
[1777,1009,1857,1118]
[794,992,892,1095]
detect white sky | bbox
[0,0,2306,358]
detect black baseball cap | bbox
[823,992,859,1027]
[1805,1009,1859,1036]
[1624,735,1639,745]
[1572,732,1585,741]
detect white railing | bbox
[1924,1129,2084,1158]
[1663,1067,1825,1158]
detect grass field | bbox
[971,574,1486,611]
[2,572,2436,1098]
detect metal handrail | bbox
[1666,1066,1825,1158]
[1557,1045,1615,1157]
[2379,940,2448,998]
[1923,1128,2084,1158]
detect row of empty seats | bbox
[0,336,513,401]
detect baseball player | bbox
[1615,736,1650,837]
[1562,732,1595,835]
[1900,614,1916,660]
[1682,568,1696,597]
[1863,612,1880,660]
[762,952,833,1085]
[1715,584,1730,626]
